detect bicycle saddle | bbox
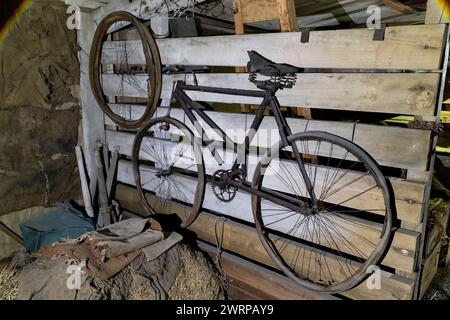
[247,50,301,76]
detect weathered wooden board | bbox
[198,240,337,300]
[101,24,446,70]
[106,128,425,225]
[105,105,431,171]
[419,242,441,298]
[101,73,440,116]
[115,183,415,300]
[78,12,106,180]
[115,159,419,272]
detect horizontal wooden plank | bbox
[198,241,337,300]
[115,159,419,272]
[106,128,425,224]
[115,184,416,300]
[105,103,431,171]
[101,72,440,116]
[101,24,446,70]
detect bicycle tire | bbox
[252,131,393,293]
[90,11,162,129]
[132,116,205,228]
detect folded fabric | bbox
[38,218,183,280]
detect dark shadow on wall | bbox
[0,0,81,215]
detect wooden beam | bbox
[102,24,446,70]
[232,0,251,113]
[77,12,106,180]
[380,0,416,14]
[277,0,297,31]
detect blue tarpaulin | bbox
[20,203,95,252]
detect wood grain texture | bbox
[276,0,297,31]
[100,72,440,116]
[101,24,446,70]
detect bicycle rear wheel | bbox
[90,11,162,129]
[252,131,393,293]
[132,117,205,228]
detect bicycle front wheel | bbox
[252,131,392,293]
[132,117,205,228]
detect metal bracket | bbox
[301,30,310,44]
[373,24,386,41]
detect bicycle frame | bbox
[171,80,318,207]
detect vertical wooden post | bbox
[78,12,106,180]
[275,0,312,119]
[413,0,450,299]
[277,0,297,31]
[233,0,252,113]
[233,0,245,35]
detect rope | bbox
[213,216,229,290]
[351,120,359,142]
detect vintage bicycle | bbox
[131,50,393,293]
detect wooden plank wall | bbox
[95,20,448,299]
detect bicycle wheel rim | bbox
[252,131,393,293]
[132,117,205,228]
[89,11,162,129]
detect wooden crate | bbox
[74,1,449,300]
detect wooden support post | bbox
[78,12,106,180]
[233,0,251,113]
[233,0,305,115]
[277,0,297,31]
[425,0,450,24]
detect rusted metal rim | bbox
[252,131,394,294]
[89,11,162,129]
